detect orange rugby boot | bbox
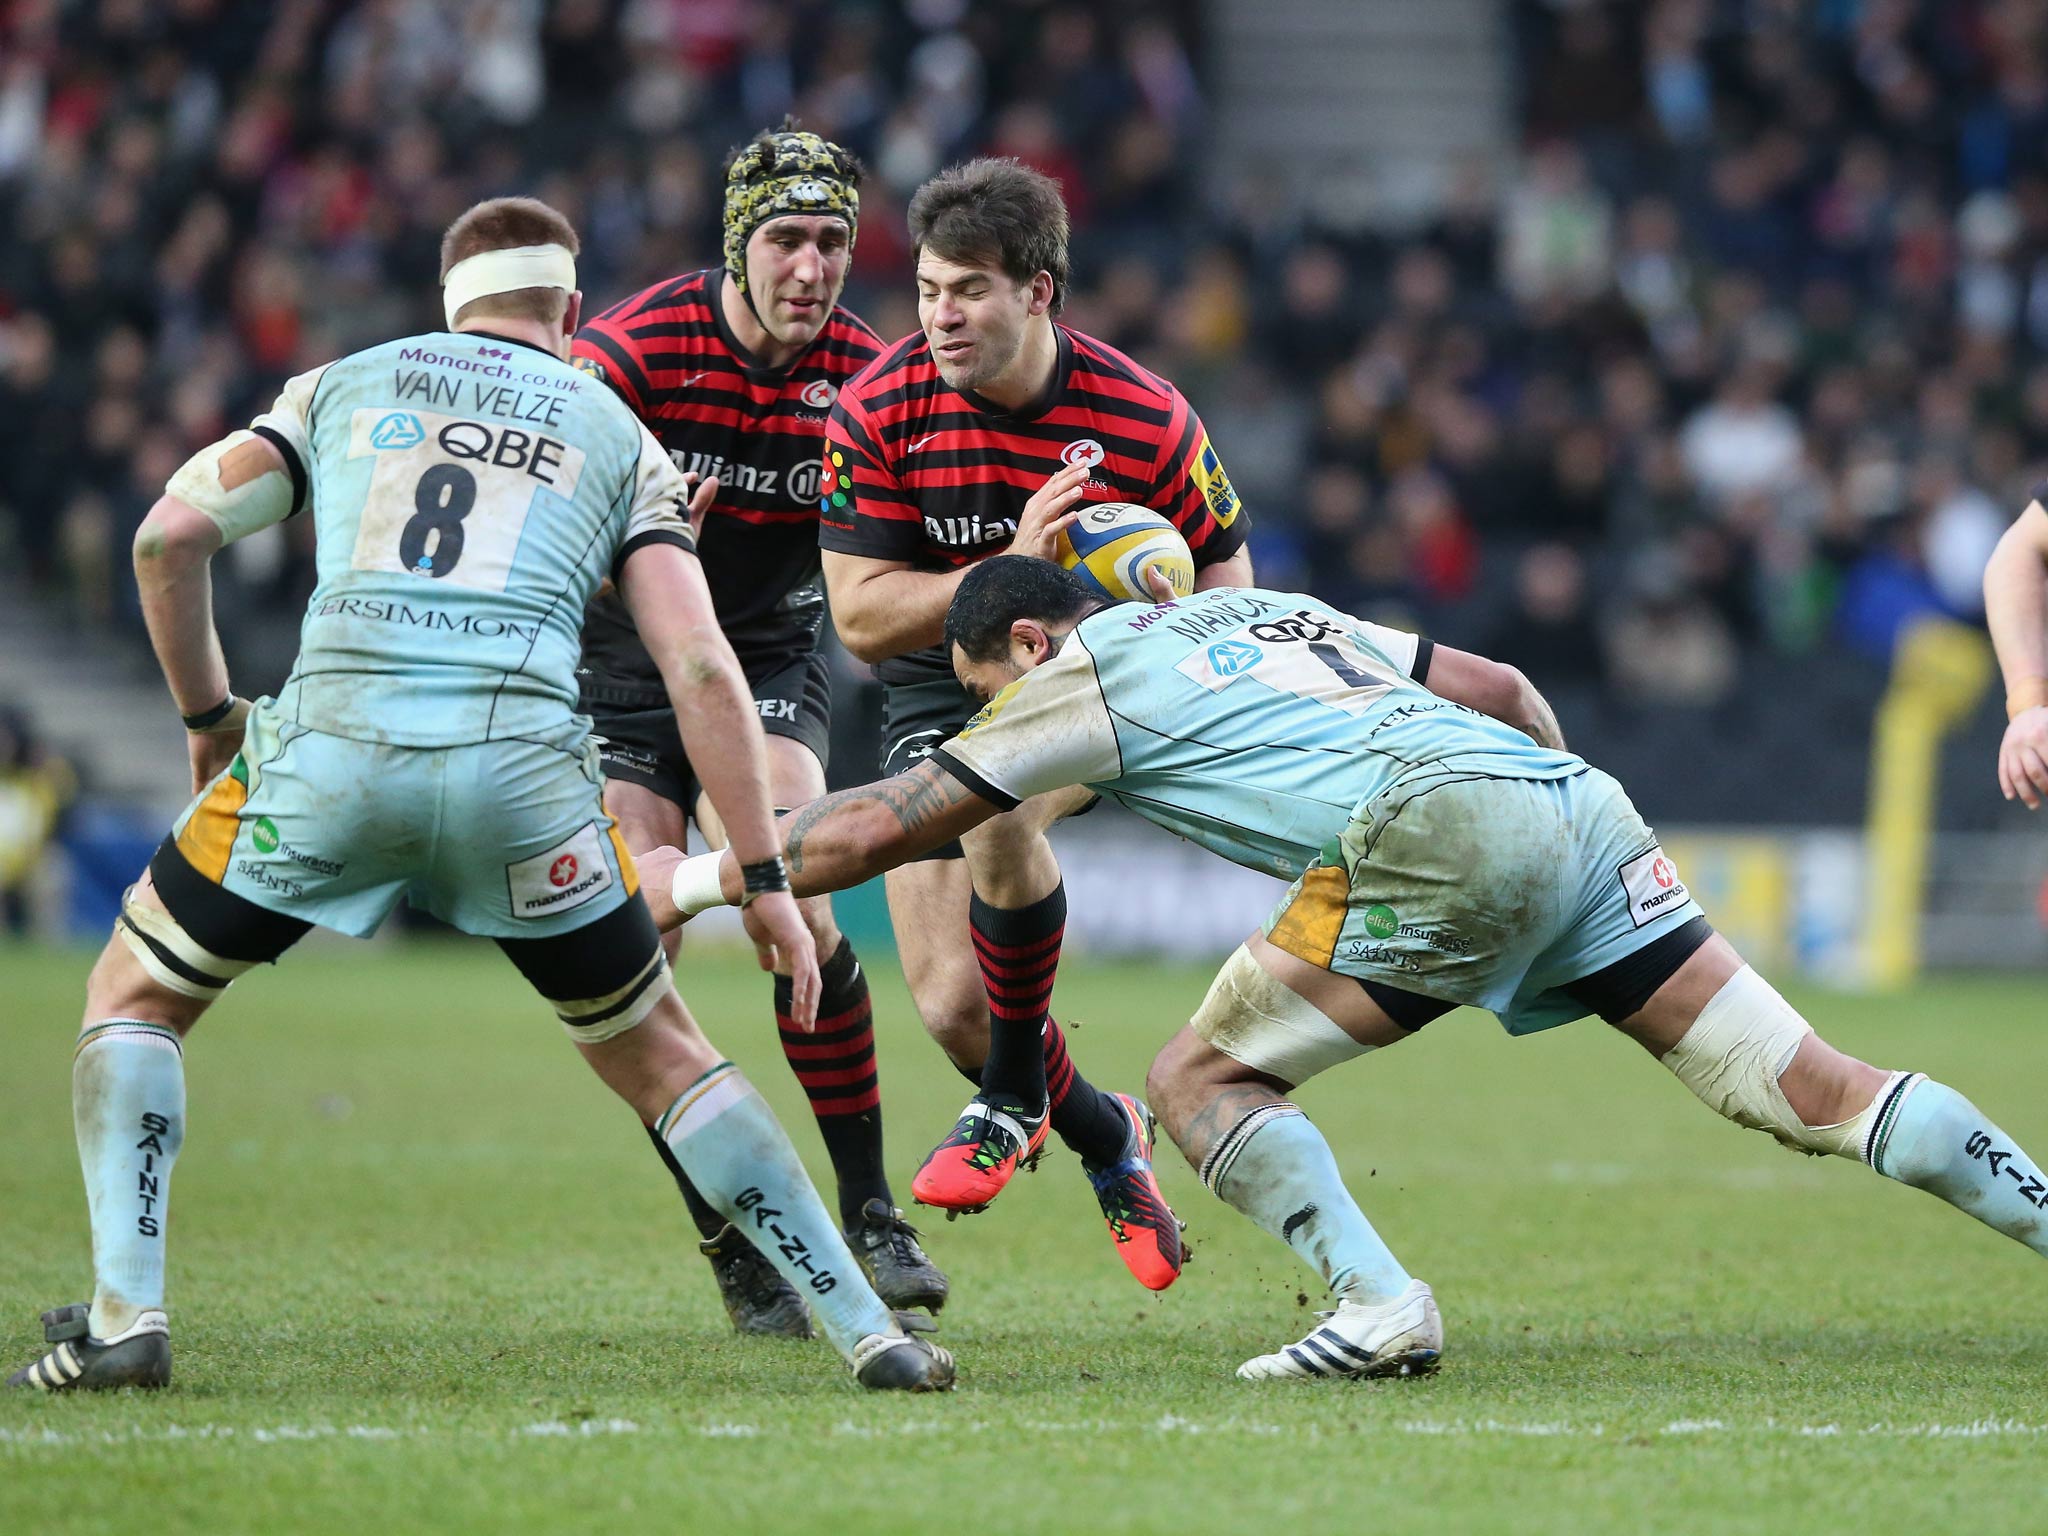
[1083,1094,1185,1291]
[910,1094,1049,1214]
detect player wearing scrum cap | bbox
[816,157,1252,1291]
[1984,480,2048,808]
[8,196,952,1395]
[572,125,948,1336]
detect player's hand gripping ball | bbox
[1055,503,1195,602]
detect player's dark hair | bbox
[909,157,1070,314]
[945,557,1097,662]
[439,197,582,326]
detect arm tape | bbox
[672,852,731,916]
[165,430,298,543]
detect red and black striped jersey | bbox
[820,324,1248,683]
[571,267,883,702]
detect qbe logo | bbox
[1061,438,1105,470]
[787,459,825,501]
[800,379,837,410]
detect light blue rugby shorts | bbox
[1262,763,1706,1035]
[169,698,639,940]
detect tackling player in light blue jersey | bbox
[10,197,953,1396]
[665,556,2048,1384]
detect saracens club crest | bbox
[1061,438,1105,470]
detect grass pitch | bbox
[3,937,2047,1535]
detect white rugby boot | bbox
[850,1311,957,1392]
[1236,1279,1441,1381]
[7,1304,171,1391]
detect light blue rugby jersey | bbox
[246,331,695,747]
[934,586,1586,880]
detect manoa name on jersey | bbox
[933,588,1584,880]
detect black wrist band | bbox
[739,856,790,906]
[181,695,238,731]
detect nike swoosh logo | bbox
[907,433,941,453]
[683,372,709,387]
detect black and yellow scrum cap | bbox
[722,124,861,298]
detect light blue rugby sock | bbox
[1200,1101,1413,1305]
[1869,1077,2048,1258]
[74,1020,186,1338]
[657,1062,893,1354]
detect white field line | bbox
[6,1416,2048,1451]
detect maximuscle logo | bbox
[507,824,612,918]
[1619,845,1689,928]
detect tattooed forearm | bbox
[782,760,982,880]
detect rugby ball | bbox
[1056,502,1194,602]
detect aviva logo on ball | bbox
[1055,502,1195,602]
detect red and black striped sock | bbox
[777,938,890,1230]
[1042,1016,1128,1164]
[970,886,1063,1111]
[970,884,1127,1164]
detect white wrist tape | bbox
[442,243,576,327]
[672,851,732,917]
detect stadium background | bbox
[0,0,2042,984]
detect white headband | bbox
[442,243,577,328]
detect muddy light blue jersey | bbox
[934,586,1586,880]
[246,331,696,747]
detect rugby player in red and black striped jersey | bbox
[572,126,947,1333]
[818,158,1252,1289]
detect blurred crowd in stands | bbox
[0,0,2042,717]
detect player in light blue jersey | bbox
[10,197,952,1395]
[665,555,2048,1382]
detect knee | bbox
[961,823,1059,908]
[798,896,841,952]
[1778,1036,1890,1130]
[1663,966,1890,1157]
[915,990,988,1068]
[85,927,204,1036]
[1146,1026,1263,1148]
[1145,1029,1204,1119]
